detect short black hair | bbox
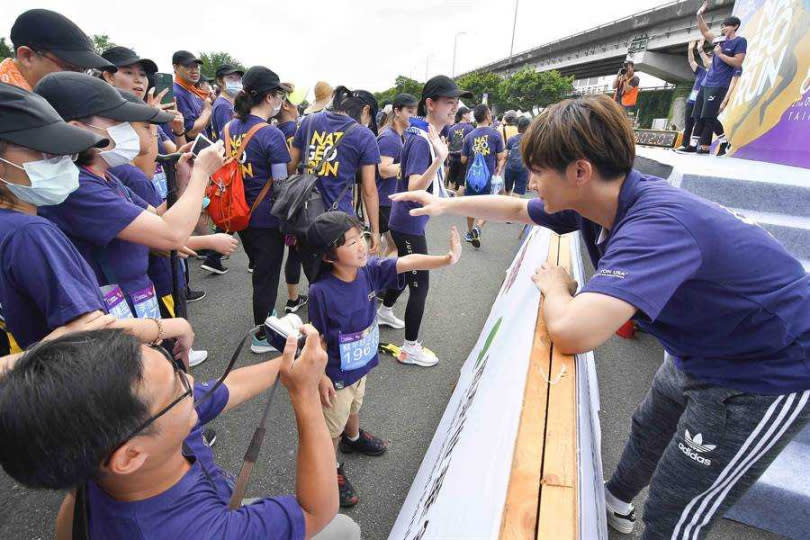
[517,116,531,133]
[0,330,151,489]
[473,104,490,124]
[723,16,741,28]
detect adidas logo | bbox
[678,430,716,466]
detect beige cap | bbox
[304,80,333,114]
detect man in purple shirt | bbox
[0,328,360,539]
[171,50,212,141]
[391,94,810,539]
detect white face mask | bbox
[90,121,141,168]
[225,81,243,96]
[0,155,79,206]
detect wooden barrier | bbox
[500,233,579,540]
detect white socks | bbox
[605,485,633,514]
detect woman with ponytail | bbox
[289,85,382,253]
[226,66,297,353]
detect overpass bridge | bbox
[459,0,736,84]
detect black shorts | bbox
[447,155,465,185]
[692,86,728,120]
[379,204,392,235]
[505,168,528,194]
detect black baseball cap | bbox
[306,211,362,281]
[243,66,293,95]
[393,93,418,108]
[101,46,158,74]
[35,72,174,124]
[10,9,114,70]
[0,82,109,154]
[215,64,244,79]
[418,75,473,116]
[172,50,202,66]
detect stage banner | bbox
[722,0,810,168]
[388,228,607,539]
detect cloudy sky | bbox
[2,0,671,98]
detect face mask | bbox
[271,100,283,117]
[91,122,141,167]
[0,155,79,206]
[225,81,243,96]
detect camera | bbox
[620,67,628,75]
[264,314,307,357]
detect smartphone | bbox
[191,133,214,157]
[153,73,174,105]
[264,315,307,357]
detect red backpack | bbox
[206,121,273,232]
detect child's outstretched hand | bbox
[448,226,462,265]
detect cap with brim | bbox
[101,46,158,74]
[418,75,473,115]
[243,66,292,95]
[393,93,419,108]
[304,81,334,114]
[0,82,109,154]
[172,50,203,66]
[10,9,114,70]
[215,64,244,79]
[305,211,359,281]
[34,72,174,124]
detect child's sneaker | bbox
[250,332,277,354]
[399,341,439,367]
[377,305,405,329]
[337,464,359,507]
[339,429,389,456]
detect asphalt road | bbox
[0,213,784,539]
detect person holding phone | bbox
[171,50,212,143]
[34,72,226,323]
[225,66,294,354]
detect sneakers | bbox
[203,428,217,447]
[188,349,209,367]
[248,263,254,274]
[696,147,711,155]
[337,464,359,507]
[674,145,696,154]
[200,258,228,275]
[398,341,439,367]
[605,485,636,534]
[339,429,389,456]
[471,226,481,249]
[250,332,277,354]
[717,140,730,156]
[186,289,206,303]
[464,231,474,244]
[377,306,405,329]
[284,295,309,314]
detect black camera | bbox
[620,67,628,75]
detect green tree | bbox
[198,51,246,80]
[91,34,117,55]
[0,37,12,60]
[374,75,424,105]
[498,68,574,111]
[455,71,504,108]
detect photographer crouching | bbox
[613,60,640,115]
[0,328,360,539]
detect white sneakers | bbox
[604,484,636,534]
[377,306,405,329]
[399,341,439,367]
[188,349,209,367]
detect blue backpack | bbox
[465,152,490,193]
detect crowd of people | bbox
[0,5,808,540]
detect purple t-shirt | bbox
[174,82,205,133]
[277,120,297,150]
[388,132,433,236]
[688,66,708,104]
[447,122,473,155]
[376,127,404,208]
[211,96,234,140]
[111,164,174,298]
[462,126,505,183]
[308,257,404,388]
[505,133,525,171]
[527,169,810,395]
[0,209,105,348]
[704,36,747,88]
[39,168,153,303]
[292,111,381,215]
[225,115,291,229]
[87,380,306,539]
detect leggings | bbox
[243,227,285,328]
[383,230,428,342]
[683,101,725,147]
[284,243,302,286]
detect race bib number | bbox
[152,167,168,200]
[338,320,379,372]
[688,89,699,102]
[131,285,161,319]
[101,284,134,320]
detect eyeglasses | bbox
[104,345,192,463]
[35,50,83,73]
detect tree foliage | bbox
[0,37,13,60]
[455,71,504,107]
[497,68,574,111]
[374,75,423,105]
[91,34,117,55]
[198,51,246,80]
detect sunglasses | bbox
[104,345,192,464]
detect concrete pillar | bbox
[633,50,695,83]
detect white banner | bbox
[388,228,607,540]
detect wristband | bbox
[173,130,186,137]
[149,317,164,345]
